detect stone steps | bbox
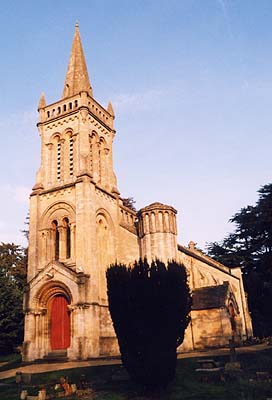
[43,350,68,363]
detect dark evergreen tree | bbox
[207,183,272,337]
[121,197,137,212]
[21,212,30,242]
[0,243,27,354]
[106,259,191,388]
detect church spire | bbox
[62,22,92,99]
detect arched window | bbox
[63,217,71,259]
[52,220,59,260]
[89,132,98,176]
[69,136,73,177]
[98,138,106,182]
[57,138,61,181]
[96,213,114,301]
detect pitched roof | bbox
[178,244,234,275]
[192,283,229,310]
[62,23,92,99]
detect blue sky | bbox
[1,0,272,250]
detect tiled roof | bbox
[192,283,229,310]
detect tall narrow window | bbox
[89,135,93,174]
[66,224,71,259]
[57,140,61,181]
[69,137,73,177]
[98,144,101,182]
[64,217,71,259]
[52,220,59,260]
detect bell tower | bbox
[24,24,125,362]
[27,23,119,279]
[35,23,117,194]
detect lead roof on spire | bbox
[62,23,92,99]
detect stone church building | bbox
[23,25,252,362]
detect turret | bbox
[137,202,177,263]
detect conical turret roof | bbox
[38,92,46,109]
[107,101,115,117]
[62,23,92,99]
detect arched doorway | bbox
[50,295,70,350]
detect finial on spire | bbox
[107,101,114,117]
[38,92,46,110]
[75,20,79,28]
[62,24,92,99]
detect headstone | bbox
[20,390,27,400]
[229,336,237,362]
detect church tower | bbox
[23,24,138,361]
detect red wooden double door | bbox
[50,295,71,350]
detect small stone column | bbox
[70,223,76,260]
[48,227,55,261]
[58,225,66,260]
[39,230,47,269]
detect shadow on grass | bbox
[1,348,272,399]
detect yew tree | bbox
[106,259,191,388]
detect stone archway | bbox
[37,281,72,355]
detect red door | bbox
[50,296,70,350]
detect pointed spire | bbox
[107,101,114,117]
[38,92,46,110]
[62,23,92,99]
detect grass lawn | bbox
[0,348,272,399]
[0,353,22,373]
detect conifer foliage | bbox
[106,259,191,388]
[207,183,272,337]
[0,243,27,354]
